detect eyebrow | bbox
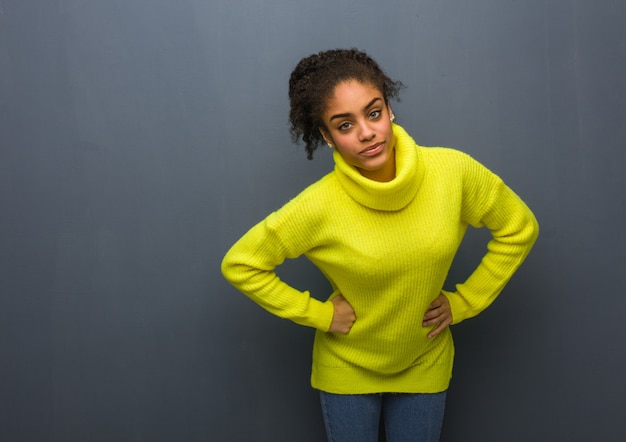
[329,97,383,122]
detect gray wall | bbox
[1,0,625,440]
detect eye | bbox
[338,122,352,131]
[369,110,382,119]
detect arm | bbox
[221,216,336,331]
[445,178,539,324]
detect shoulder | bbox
[422,146,480,169]
[266,171,341,228]
[281,171,340,211]
[422,146,501,181]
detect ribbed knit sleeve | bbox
[221,185,336,331]
[444,156,539,324]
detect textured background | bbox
[1,0,625,440]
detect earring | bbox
[327,142,334,149]
[390,114,396,123]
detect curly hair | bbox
[288,48,404,160]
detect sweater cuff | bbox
[442,289,471,325]
[295,296,335,331]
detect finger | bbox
[422,315,444,327]
[340,318,356,334]
[424,309,441,321]
[428,298,442,309]
[423,307,451,325]
[423,307,443,322]
[422,316,437,327]
[427,318,451,338]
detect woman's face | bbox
[320,80,396,182]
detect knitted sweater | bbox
[221,124,538,394]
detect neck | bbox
[358,148,396,182]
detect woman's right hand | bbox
[328,294,356,334]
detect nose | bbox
[358,121,376,142]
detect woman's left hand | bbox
[422,292,453,338]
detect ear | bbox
[319,127,333,145]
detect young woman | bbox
[221,48,539,441]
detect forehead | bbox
[324,80,383,112]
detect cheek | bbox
[334,137,359,156]
[335,143,351,159]
[333,144,360,166]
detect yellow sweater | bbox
[221,124,538,394]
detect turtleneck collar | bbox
[332,124,425,211]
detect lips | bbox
[360,142,384,156]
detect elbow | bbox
[500,208,539,249]
[220,251,237,285]
[220,256,229,280]
[220,250,258,289]
[510,210,539,256]
[528,211,540,245]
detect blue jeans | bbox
[319,391,446,442]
